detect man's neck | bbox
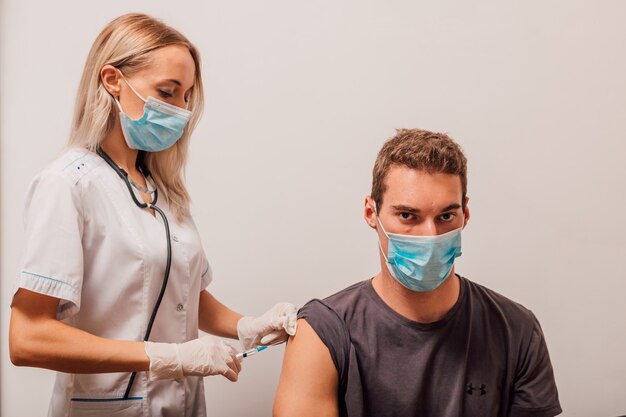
[371,268,461,324]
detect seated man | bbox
[273,129,561,417]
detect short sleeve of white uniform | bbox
[14,170,84,320]
[187,213,213,290]
[200,249,213,289]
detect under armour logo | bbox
[466,383,487,396]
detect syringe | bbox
[235,340,285,360]
[236,345,268,360]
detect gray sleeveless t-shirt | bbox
[298,276,561,417]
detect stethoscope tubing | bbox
[96,146,172,399]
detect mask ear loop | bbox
[112,95,124,113]
[373,201,391,262]
[117,69,147,102]
[112,69,148,121]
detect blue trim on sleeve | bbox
[21,271,77,290]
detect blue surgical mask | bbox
[114,71,192,152]
[376,213,463,292]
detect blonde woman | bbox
[9,13,297,417]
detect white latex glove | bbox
[144,336,241,382]
[237,302,298,351]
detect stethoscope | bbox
[96,146,172,399]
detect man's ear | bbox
[364,196,377,229]
[100,64,122,97]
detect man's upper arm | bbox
[273,318,339,417]
[510,316,562,417]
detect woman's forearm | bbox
[198,290,243,339]
[9,289,149,374]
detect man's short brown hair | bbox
[371,128,468,211]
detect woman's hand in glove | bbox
[237,302,298,351]
[145,336,241,381]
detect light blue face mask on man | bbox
[114,71,192,152]
[376,211,463,292]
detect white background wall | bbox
[1,1,625,416]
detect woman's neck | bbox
[100,132,139,174]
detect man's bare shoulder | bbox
[273,319,339,417]
[283,319,337,374]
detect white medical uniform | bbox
[14,149,213,417]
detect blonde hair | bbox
[68,13,204,221]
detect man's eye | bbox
[399,212,414,220]
[439,213,455,222]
